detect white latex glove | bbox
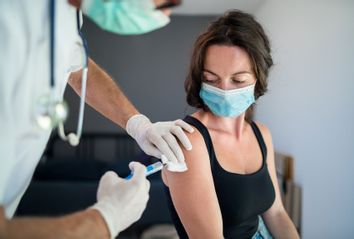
[126,114,194,169]
[91,162,150,239]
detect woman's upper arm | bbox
[255,122,287,218]
[163,129,223,239]
[255,123,300,238]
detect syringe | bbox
[125,162,164,180]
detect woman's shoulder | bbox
[182,115,209,148]
[182,123,210,159]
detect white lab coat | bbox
[0,0,83,218]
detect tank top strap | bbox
[250,121,267,163]
[183,115,216,160]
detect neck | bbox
[194,110,247,139]
[68,0,81,9]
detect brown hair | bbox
[185,10,273,119]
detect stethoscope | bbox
[35,0,88,146]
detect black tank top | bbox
[164,116,276,239]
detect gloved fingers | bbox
[128,161,146,173]
[128,162,148,184]
[175,119,194,133]
[162,133,185,163]
[170,125,192,151]
[152,136,178,164]
[97,171,120,199]
[98,171,120,188]
[142,143,161,159]
[100,171,119,181]
[145,179,151,192]
[161,154,168,164]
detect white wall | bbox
[254,1,354,238]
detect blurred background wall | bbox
[255,1,354,238]
[64,16,214,132]
[63,1,354,237]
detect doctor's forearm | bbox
[0,208,109,239]
[68,58,139,129]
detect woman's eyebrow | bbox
[203,69,252,76]
[232,71,253,76]
[203,69,219,76]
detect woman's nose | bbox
[218,79,232,90]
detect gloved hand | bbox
[126,114,194,169]
[91,162,150,239]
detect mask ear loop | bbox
[58,10,88,146]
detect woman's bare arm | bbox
[162,128,224,239]
[256,122,300,239]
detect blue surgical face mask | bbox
[81,0,170,35]
[199,83,256,117]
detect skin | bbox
[163,45,300,239]
[69,58,139,129]
[0,207,109,239]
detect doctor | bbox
[0,0,192,238]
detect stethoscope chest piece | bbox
[35,94,69,130]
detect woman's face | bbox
[202,45,256,90]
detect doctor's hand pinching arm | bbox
[68,59,194,166]
[126,115,194,165]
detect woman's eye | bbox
[203,77,217,83]
[232,78,246,84]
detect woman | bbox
[162,10,300,239]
